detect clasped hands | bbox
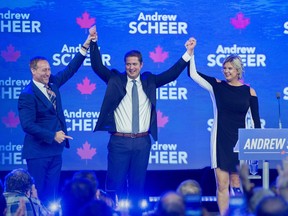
[89,25,98,41]
[185,37,197,56]
[82,25,97,48]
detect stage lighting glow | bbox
[48,201,61,212]
[139,199,148,209]
[149,196,160,202]
[118,199,131,209]
[201,196,217,202]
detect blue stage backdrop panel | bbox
[0,1,287,170]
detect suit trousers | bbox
[105,134,151,201]
[26,155,62,205]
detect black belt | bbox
[112,132,149,138]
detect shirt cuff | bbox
[182,51,192,62]
[79,48,87,56]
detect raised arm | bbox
[89,25,113,83]
[186,37,213,92]
[52,28,96,87]
[153,39,193,87]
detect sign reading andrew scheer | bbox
[238,129,288,160]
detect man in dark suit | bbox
[89,25,193,208]
[18,32,95,205]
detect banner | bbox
[238,129,288,160]
[0,1,287,170]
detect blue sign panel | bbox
[238,129,288,160]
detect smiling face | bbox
[222,62,239,82]
[125,56,143,79]
[31,60,51,85]
[124,50,143,79]
[222,55,244,84]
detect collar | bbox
[127,76,140,83]
[33,80,47,89]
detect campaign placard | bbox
[238,129,288,160]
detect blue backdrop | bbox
[1,0,287,170]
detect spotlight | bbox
[118,199,131,209]
[139,199,148,210]
[48,200,61,213]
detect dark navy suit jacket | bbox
[18,52,86,159]
[90,41,188,141]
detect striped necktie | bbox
[45,85,56,109]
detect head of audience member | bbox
[77,199,113,216]
[176,179,203,216]
[72,170,99,196]
[255,195,288,216]
[248,187,275,214]
[72,170,116,208]
[176,179,202,197]
[60,178,95,216]
[154,191,185,216]
[4,168,34,196]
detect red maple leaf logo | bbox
[77,77,96,94]
[230,12,250,29]
[76,12,96,29]
[77,141,96,160]
[1,44,21,62]
[2,111,20,128]
[157,110,169,128]
[149,45,169,63]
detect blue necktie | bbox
[132,80,139,134]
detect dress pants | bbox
[105,134,151,203]
[26,155,62,205]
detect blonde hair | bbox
[176,179,202,196]
[223,55,244,79]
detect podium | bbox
[237,128,288,189]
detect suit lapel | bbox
[140,75,148,92]
[32,82,55,111]
[120,73,128,86]
[119,73,128,95]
